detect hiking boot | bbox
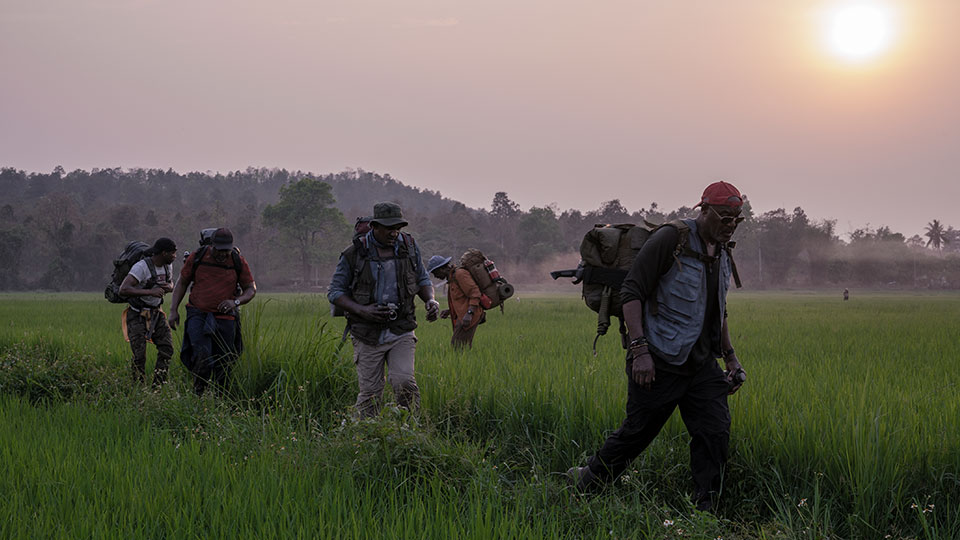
[566,465,600,493]
[694,491,717,513]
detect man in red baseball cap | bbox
[569,180,746,513]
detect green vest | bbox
[343,233,421,344]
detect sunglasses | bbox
[708,206,745,225]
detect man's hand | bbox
[630,349,655,388]
[217,299,239,314]
[159,282,174,293]
[147,287,165,298]
[167,311,180,331]
[356,304,392,323]
[425,299,440,322]
[724,355,746,395]
[439,309,450,319]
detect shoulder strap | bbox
[401,233,419,265]
[724,243,742,289]
[189,246,244,284]
[345,236,368,289]
[231,249,243,283]
[189,246,209,282]
[144,258,158,286]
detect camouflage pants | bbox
[351,334,419,418]
[126,308,173,387]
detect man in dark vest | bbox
[328,202,440,418]
[568,181,747,512]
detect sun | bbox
[822,1,898,63]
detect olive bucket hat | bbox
[369,202,409,228]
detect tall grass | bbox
[1,291,959,538]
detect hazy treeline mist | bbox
[1,166,958,292]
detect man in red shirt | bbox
[169,228,256,395]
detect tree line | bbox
[1,166,958,291]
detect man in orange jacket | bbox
[428,255,485,349]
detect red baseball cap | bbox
[696,181,743,208]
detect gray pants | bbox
[352,334,420,418]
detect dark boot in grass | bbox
[566,465,601,494]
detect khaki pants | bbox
[352,334,419,418]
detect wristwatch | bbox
[234,299,241,307]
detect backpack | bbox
[456,249,514,310]
[576,219,741,354]
[353,216,372,239]
[184,228,243,289]
[104,241,152,304]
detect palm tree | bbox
[924,219,947,254]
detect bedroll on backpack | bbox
[457,249,514,309]
[104,241,150,303]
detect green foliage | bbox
[2,293,960,538]
[3,166,960,290]
[262,177,350,285]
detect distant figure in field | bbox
[118,237,178,388]
[168,228,257,396]
[843,288,850,301]
[328,202,440,418]
[567,181,747,512]
[427,255,485,349]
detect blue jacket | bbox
[644,219,732,365]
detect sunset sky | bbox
[2,0,958,238]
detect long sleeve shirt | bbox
[327,231,432,344]
[447,267,484,329]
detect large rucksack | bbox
[456,249,514,310]
[574,220,741,354]
[104,241,153,305]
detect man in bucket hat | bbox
[567,181,747,512]
[427,254,486,349]
[169,227,257,396]
[328,202,440,417]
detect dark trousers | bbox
[126,308,173,387]
[587,357,731,505]
[183,309,238,396]
[451,322,478,349]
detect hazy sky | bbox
[2,0,958,238]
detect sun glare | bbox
[822,1,898,63]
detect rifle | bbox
[550,263,585,284]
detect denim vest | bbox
[643,219,732,365]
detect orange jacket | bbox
[448,268,484,329]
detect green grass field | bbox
[1,292,959,539]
